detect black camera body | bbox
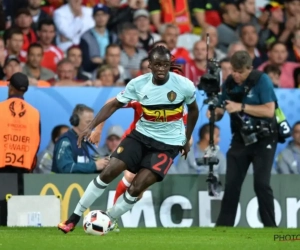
[238,116,273,146]
[198,59,221,100]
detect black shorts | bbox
[111,130,181,181]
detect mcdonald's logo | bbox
[39,183,90,221]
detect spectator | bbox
[106,0,144,34]
[52,104,109,173]
[35,124,69,174]
[282,0,300,49]
[148,0,206,34]
[217,3,241,54]
[119,22,147,80]
[288,29,300,63]
[37,19,64,73]
[176,123,226,175]
[66,46,90,81]
[237,0,260,31]
[196,0,222,29]
[134,9,160,52]
[14,8,37,52]
[4,28,26,63]
[258,42,300,88]
[93,65,115,87]
[227,41,246,58]
[0,56,22,84]
[103,44,126,85]
[258,2,286,53]
[97,125,124,157]
[201,25,226,61]
[263,64,281,88]
[0,55,50,87]
[284,0,300,21]
[0,72,41,177]
[3,0,28,29]
[220,57,232,83]
[183,40,206,86]
[160,23,191,63]
[80,4,117,73]
[54,58,92,86]
[276,121,300,174]
[28,0,50,32]
[22,43,55,83]
[53,0,95,52]
[139,57,151,75]
[239,23,267,68]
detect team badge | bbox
[117,146,124,154]
[167,91,177,102]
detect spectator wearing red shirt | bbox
[14,8,37,52]
[37,19,64,73]
[160,23,191,63]
[183,40,206,86]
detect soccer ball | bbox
[83,210,111,236]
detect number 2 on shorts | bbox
[152,153,173,175]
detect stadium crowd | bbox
[0,0,300,175]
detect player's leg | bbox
[107,168,159,222]
[113,170,136,204]
[107,150,177,222]
[58,136,143,233]
[58,157,126,233]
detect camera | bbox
[198,59,221,106]
[238,116,273,146]
[195,35,223,197]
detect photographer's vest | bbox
[225,70,277,134]
[0,97,40,171]
[51,129,93,173]
[160,0,192,34]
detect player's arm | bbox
[186,100,199,142]
[93,97,117,134]
[89,81,138,130]
[243,75,276,118]
[184,79,199,141]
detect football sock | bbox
[113,176,131,204]
[73,176,108,217]
[107,191,138,220]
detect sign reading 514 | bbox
[5,152,24,165]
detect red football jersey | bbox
[121,101,188,139]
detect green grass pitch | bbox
[0,227,299,250]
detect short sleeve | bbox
[184,78,197,105]
[257,74,278,104]
[191,0,205,10]
[116,80,138,104]
[148,0,161,13]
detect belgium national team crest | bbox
[167,91,177,102]
[117,146,124,154]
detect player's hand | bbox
[225,100,241,113]
[181,141,190,160]
[88,130,101,147]
[77,127,93,148]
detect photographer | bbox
[209,51,278,227]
